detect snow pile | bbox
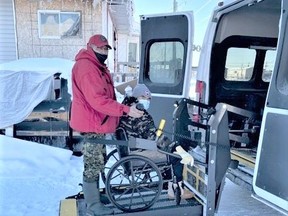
[0,58,74,74]
[0,135,83,216]
[0,135,72,178]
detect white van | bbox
[196,0,287,214]
[138,0,287,214]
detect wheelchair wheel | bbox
[105,155,163,213]
[101,149,119,184]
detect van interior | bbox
[205,0,281,175]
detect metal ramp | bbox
[76,191,202,216]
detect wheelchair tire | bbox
[105,154,163,213]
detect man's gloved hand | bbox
[173,146,194,166]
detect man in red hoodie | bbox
[70,34,143,216]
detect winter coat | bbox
[70,47,130,133]
[117,96,156,140]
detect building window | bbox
[38,10,81,39]
[128,43,137,62]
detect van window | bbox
[149,41,184,85]
[262,50,276,82]
[225,48,256,81]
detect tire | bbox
[105,155,163,213]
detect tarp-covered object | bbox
[0,58,75,129]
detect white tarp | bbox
[0,58,75,129]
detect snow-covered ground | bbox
[0,134,284,216]
[0,135,82,216]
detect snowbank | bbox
[0,135,83,216]
[0,135,73,178]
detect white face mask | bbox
[138,99,150,110]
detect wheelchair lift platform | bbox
[59,101,232,216]
[60,191,202,216]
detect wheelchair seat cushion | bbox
[131,150,167,165]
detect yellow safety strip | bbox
[59,199,78,216]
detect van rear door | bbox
[253,0,288,214]
[138,12,194,134]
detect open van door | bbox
[253,0,288,214]
[138,12,194,135]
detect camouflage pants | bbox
[81,133,106,183]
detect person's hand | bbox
[128,104,144,118]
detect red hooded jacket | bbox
[70,47,130,133]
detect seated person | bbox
[116,84,156,148]
[117,84,193,200]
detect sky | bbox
[133,0,219,66]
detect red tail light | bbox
[196,80,204,94]
[196,80,204,103]
[193,80,205,123]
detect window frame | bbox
[38,10,81,39]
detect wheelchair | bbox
[100,127,182,213]
[64,98,232,216]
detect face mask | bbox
[95,52,108,64]
[138,99,150,110]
